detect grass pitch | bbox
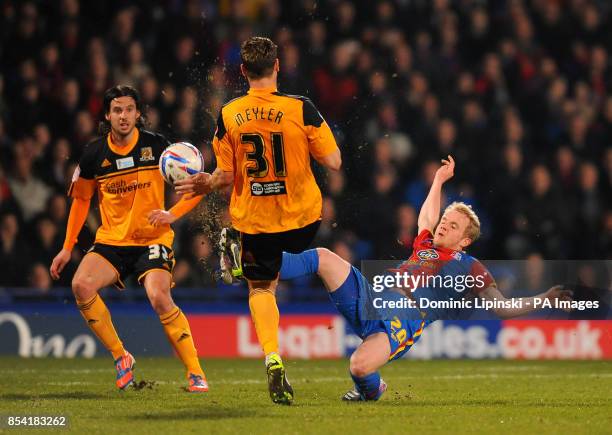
[0,357,610,434]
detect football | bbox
[159,142,204,184]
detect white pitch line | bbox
[478,365,546,372]
[38,372,612,387]
[0,369,109,374]
[206,372,612,385]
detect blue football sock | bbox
[351,371,383,401]
[279,249,319,280]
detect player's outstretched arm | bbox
[148,193,205,227]
[50,197,91,280]
[417,155,455,234]
[479,285,573,319]
[175,169,232,196]
[174,171,212,196]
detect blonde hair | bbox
[443,202,481,242]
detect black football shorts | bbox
[87,243,175,289]
[240,220,321,281]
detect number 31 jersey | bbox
[213,87,339,234]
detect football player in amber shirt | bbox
[49,85,208,392]
[176,37,341,404]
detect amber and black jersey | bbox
[69,129,174,247]
[213,87,339,234]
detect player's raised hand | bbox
[545,285,574,312]
[148,209,177,226]
[435,155,455,184]
[174,172,212,196]
[50,248,71,280]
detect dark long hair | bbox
[98,85,146,135]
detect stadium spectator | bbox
[27,262,53,293]
[46,193,67,231]
[0,0,609,293]
[314,196,337,249]
[31,214,61,265]
[0,212,30,287]
[174,233,217,289]
[0,75,8,120]
[51,79,81,140]
[38,42,64,100]
[576,162,604,256]
[331,239,354,264]
[513,164,570,258]
[7,138,51,221]
[388,203,418,259]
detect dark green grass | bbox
[0,357,610,434]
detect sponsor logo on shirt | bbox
[116,156,134,169]
[250,181,287,196]
[105,179,151,194]
[140,147,154,162]
[417,249,440,260]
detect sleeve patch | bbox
[71,166,81,182]
[302,98,324,127]
[215,112,227,140]
[78,140,100,179]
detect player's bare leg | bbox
[281,248,389,401]
[248,278,293,405]
[313,248,389,400]
[349,333,391,377]
[343,333,390,401]
[143,270,208,392]
[294,249,391,370]
[72,252,119,303]
[315,248,352,292]
[72,253,134,389]
[143,270,175,315]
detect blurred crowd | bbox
[0,0,610,297]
